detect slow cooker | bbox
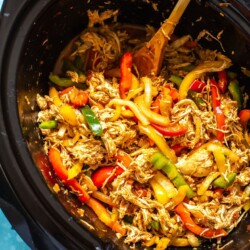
[0,0,250,249]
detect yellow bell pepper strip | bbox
[212,172,237,188]
[108,99,149,126]
[239,109,250,129]
[154,171,178,198]
[175,203,228,238]
[49,86,78,126]
[49,86,62,106]
[48,147,90,202]
[150,123,187,136]
[206,141,239,162]
[81,105,102,136]
[149,178,170,204]
[135,95,170,126]
[138,123,177,162]
[39,120,58,129]
[210,79,226,141]
[212,150,226,173]
[218,70,227,93]
[59,105,79,126]
[171,185,189,207]
[91,166,124,188]
[86,197,126,236]
[197,172,220,195]
[179,60,231,100]
[119,52,133,99]
[228,80,244,111]
[150,152,195,198]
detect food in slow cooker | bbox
[36,10,250,249]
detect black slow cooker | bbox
[0,0,250,249]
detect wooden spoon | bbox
[133,0,191,76]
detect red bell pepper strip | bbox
[119,52,133,99]
[218,70,227,93]
[48,147,90,202]
[175,203,228,238]
[151,123,187,136]
[91,166,124,188]
[239,109,250,129]
[189,79,206,92]
[210,79,226,141]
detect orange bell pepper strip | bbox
[48,147,90,202]
[115,150,133,168]
[210,79,226,141]
[59,86,89,107]
[86,197,126,236]
[119,52,133,99]
[175,203,228,238]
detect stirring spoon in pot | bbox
[133,0,191,76]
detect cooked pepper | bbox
[210,79,226,141]
[149,178,170,204]
[212,172,237,188]
[169,74,182,88]
[86,197,126,236]
[197,172,220,195]
[49,73,75,87]
[48,147,90,202]
[135,95,170,126]
[228,80,244,111]
[150,152,195,198]
[60,86,89,107]
[218,70,227,93]
[239,109,250,128]
[150,123,187,136]
[91,166,124,188]
[138,123,177,162]
[49,86,78,126]
[169,75,205,107]
[189,79,206,92]
[119,52,133,99]
[39,120,58,129]
[81,105,102,136]
[175,203,228,238]
[179,60,231,100]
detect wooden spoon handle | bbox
[134,0,191,76]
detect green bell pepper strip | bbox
[228,80,243,111]
[150,152,195,198]
[39,120,58,129]
[169,75,182,88]
[49,73,86,88]
[81,105,103,136]
[49,73,75,87]
[212,172,237,188]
